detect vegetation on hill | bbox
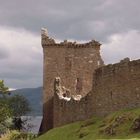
[0,80,36,140]
[36,108,140,140]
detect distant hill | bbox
[36,108,140,140]
[11,87,43,116]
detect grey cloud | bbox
[0,57,43,88]
[0,0,140,42]
[101,30,140,64]
[0,27,43,88]
[0,45,9,59]
[0,0,140,89]
[0,56,43,88]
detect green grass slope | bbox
[36,108,140,140]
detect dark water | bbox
[22,116,42,134]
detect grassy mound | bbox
[36,108,140,140]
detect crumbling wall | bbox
[41,28,140,132]
[92,58,140,116]
[53,58,140,127]
[41,28,103,132]
[53,77,94,127]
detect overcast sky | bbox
[0,0,140,89]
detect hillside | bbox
[36,108,140,140]
[11,87,42,116]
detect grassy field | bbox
[36,108,140,140]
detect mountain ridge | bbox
[11,87,43,116]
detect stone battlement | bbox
[92,58,140,116]
[52,58,140,127]
[40,29,140,134]
[41,28,101,48]
[95,58,140,76]
[40,29,104,133]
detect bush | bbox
[8,95,31,117]
[0,80,31,134]
[0,130,37,140]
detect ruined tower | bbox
[41,28,104,132]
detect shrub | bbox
[0,130,37,140]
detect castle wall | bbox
[41,28,103,132]
[43,45,102,99]
[53,93,94,127]
[92,59,140,116]
[53,77,95,127]
[53,58,140,128]
[41,29,140,133]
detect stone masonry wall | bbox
[92,58,140,117]
[41,28,104,132]
[53,58,140,128]
[53,77,94,127]
[41,28,140,133]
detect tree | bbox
[7,94,31,131]
[0,80,10,97]
[0,80,12,134]
[0,80,11,123]
[0,99,12,123]
[8,94,31,117]
[0,100,13,134]
[0,80,31,132]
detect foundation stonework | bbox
[40,28,140,133]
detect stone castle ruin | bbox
[40,28,140,133]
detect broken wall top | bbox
[41,28,101,48]
[95,58,140,76]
